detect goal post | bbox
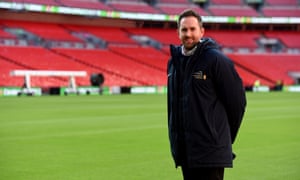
[10,70,87,95]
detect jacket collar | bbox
[181,39,203,56]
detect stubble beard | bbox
[183,41,197,51]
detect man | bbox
[167,9,246,180]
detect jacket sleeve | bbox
[213,51,246,144]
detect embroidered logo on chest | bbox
[192,71,207,80]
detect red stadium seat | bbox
[156,3,209,16]
[262,6,300,17]
[229,53,300,86]
[3,20,82,42]
[208,5,260,17]
[264,31,300,48]
[107,1,160,14]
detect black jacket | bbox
[167,38,246,168]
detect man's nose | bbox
[186,30,192,37]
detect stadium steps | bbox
[8,0,60,6]
[58,0,113,11]
[106,0,161,14]
[0,50,68,87]
[229,53,300,86]
[204,30,261,51]
[228,54,276,86]
[0,46,87,87]
[108,45,168,72]
[207,5,261,17]
[266,31,300,48]
[2,20,82,42]
[49,48,141,86]
[261,0,300,17]
[51,48,165,86]
[155,3,209,16]
[125,28,179,46]
[63,24,138,46]
[262,6,300,17]
[0,56,27,86]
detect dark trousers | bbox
[181,166,224,180]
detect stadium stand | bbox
[0,56,25,86]
[229,53,300,86]
[106,0,160,14]
[6,0,60,6]
[264,31,300,49]
[207,0,261,17]
[158,0,190,3]
[0,28,16,39]
[63,25,137,46]
[52,47,166,86]
[204,30,261,52]
[0,0,299,90]
[262,6,300,17]
[125,27,179,46]
[108,45,169,71]
[2,20,82,42]
[264,0,298,6]
[208,5,260,17]
[210,0,243,5]
[261,0,300,17]
[58,0,112,10]
[155,2,209,16]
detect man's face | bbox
[178,16,204,50]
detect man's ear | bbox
[201,27,205,36]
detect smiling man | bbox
[167,9,247,180]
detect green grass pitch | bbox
[0,92,299,180]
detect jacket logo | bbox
[192,71,207,80]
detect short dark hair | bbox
[177,9,203,28]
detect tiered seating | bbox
[3,20,82,42]
[1,18,300,88]
[125,29,260,53]
[58,0,112,10]
[211,0,242,5]
[64,25,137,45]
[158,0,189,3]
[0,56,67,88]
[262,0,300,17]
[208,0,260,17]
[262,6,300,17]
[107,1,160,14]
[234,66,265,87]
[126,28,179,46]
[265,0,298,6]
[204,30,260,49]
[156,3,209,16]
[0,46,88,87]
[0,56,24,86]
[53,48,167,86]
[229,53,300,86]
[53,48,138,86]
[108,45,169,71]
[208,5,260,17]
[264,31,300,49]
[6,0,60,6]
[0,28,16,39]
